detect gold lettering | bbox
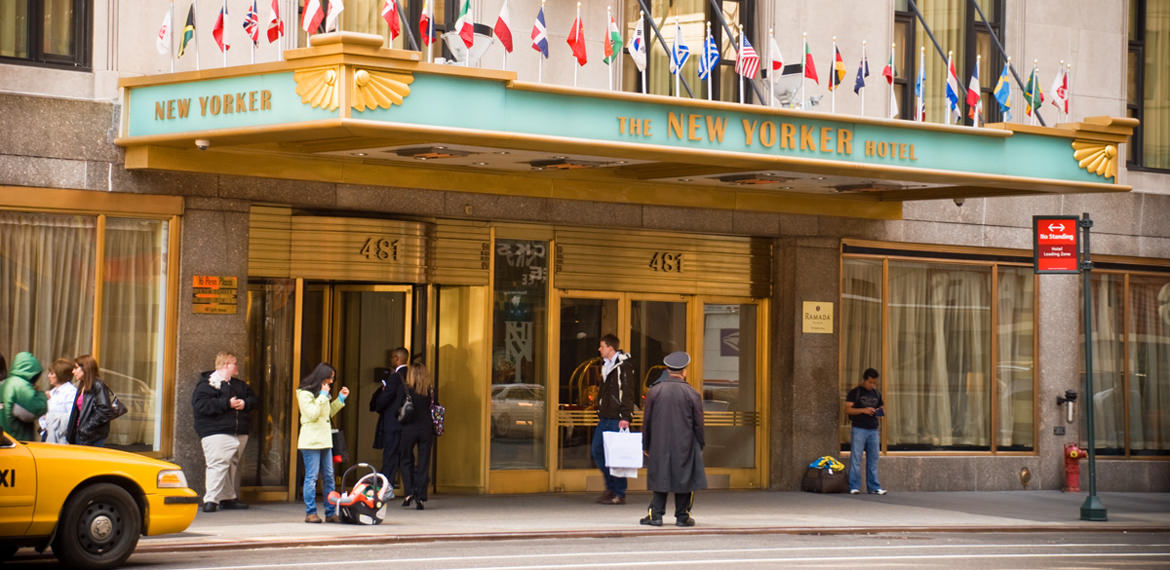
[209,96,222,115]
[644,119,651,136]
[705,115,726,142]
[800,125,818,151]
[617,116,627,134]
[760,121,776,148]
[237,92,248,113]
[668,112,685,140]
[177,98,191,118]
[687,114,702,141]
[837,129,852,155]
[742,119,758,146]
[168,100,176,119]
[877,142,887,158]
[899,143,908,159]
[155,101,166,121]
[198,96,209,116]
[820,127,833,153]
[260,90,272,110]
[223,94,234,114]
[780,122,796,149]
[865,140,875,156]
[631,119,642,136]
[909,144,917,160]
[249,90,258,111]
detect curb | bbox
[135,525,1170,554]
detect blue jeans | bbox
[591,418,627,498]
[301,448,335,516]
[849,426,882,492]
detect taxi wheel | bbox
[53,483,142,570]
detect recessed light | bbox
[495,151,510,155]
[554,155,567,160]
[679,178,693,182]
[616,160,627,164]
[783,186,793,190]
[763,172,774,176]
[473,161,488,166]
[417,157,428,161]
[435,145,447,150]
[351,152,368,157]
[815,176,826,180]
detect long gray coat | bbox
[642,374,707,493]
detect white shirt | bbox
[42,381,78,444]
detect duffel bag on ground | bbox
[801,466,849,493]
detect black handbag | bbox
[105,385,128,420]
[331,429,348,464]
[397,392,415,423]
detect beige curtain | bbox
[1127,276,1170,454]
[1144,1,1170,168]
[916,0,964,123]
[840,258,883,446]
[1086,274,1126,450]
[625,0,706,97]
[0,0,29,57]
[42,0,74,56]
[99,218,168,449]
[996,266,1034,449]
[0,211,96,367]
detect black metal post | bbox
[633,0,695,98]
[1079,212,1107,521]
[396,0,419,52]
[967,0,1046,126]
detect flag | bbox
[567,14,586,66]
[267,0,285,43]
[888,85,899,119]
[853,51,869,94]
[1023,69,1044,116]
[966,62,982,122]
[212,6,229,52]
[735,33,760,79]
[769,35,783,72]
[603,12,622,65]
[243,0,260,45]
[493,1,512,52]
[455,0,473,49]
[882,51,895,84]
[993,62,1012,121]
[157,5,173,55]
[178,3,195,58]
[669,21,690,74]
[530,7,548,58]
[914,60,926,121]
[945,55,962,122]
[325,0,344,32]
[828,45,846,90]
[803,40,818,83]
[419,0,434,45]
[698,29,720,81]
[1049,66,1068,114]
[381,0,400,40]
[627,18,646,72]
[302,0,324,33]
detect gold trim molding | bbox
[1072,141,1117,179]
[294,66,342,111]
[352,68,414,111]
[1063,116,1139,181]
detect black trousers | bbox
[399,427,433,501]
[379,430,402,489]
[648,491,694,520]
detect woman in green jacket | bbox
[296,362,348,523]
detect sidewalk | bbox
[138,490,1170,553]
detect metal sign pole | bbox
[1079,212,1107,521]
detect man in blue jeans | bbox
[845,368,887,495]
[591,333,637,505]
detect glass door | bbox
[700,302,759,470]
[556,296,619,471]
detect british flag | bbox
[243,0,260,44]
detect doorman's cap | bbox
[663,351,690,370]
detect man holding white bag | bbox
[639,351,706,527]
[593,334,637,505]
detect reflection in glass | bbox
[1127,276,1170,456]
[491,239,548,470]
[840,258,883,449]
[631,300,686,400]
[245,280,295,486]
[996,267,1034,451]
[701,304,756,468]
[557,298,618,469]
[1083,274,1126,454]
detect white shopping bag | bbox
[602,429,644,471]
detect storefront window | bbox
[490,239,549,470]
[701,303,756,468]
[557,297,618,470]
[244,280,296,486]
[996,266,1035,451]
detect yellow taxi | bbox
[0,427,199,569]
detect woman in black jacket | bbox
[398,363,435,510]
[66,354,116,447]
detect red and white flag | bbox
[1049,65,1069,114]
[157,5,173,55]
[213,6,230,52]
[302,0,325,33]
[325,0,344,32]
[769,34,784,72]
[419,0,434,46]
[381,0,400,40]
[494,0,513,52]
[267,0,285,43]
[454,0,473,49]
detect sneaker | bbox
[639,516,663,527]
[201,502,218,513]
[219,499,249,510]
[675,516,696,527]
[849,489,861,495]
[870,489,888,495]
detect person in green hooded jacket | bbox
[0,352,49,441]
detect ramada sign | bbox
[1033,216,1081,274]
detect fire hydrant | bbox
[1063,442,1085,492]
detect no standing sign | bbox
[1033,216,1081,274]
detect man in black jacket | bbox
[592,334,637,505]
[370,347,408,490]
[192,352,257,513]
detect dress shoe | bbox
[219,499,249,510]
[594,490,614,504]
[675,516,696,527]
[602,495,626,505]
[325,515,341,523]
[639,516,663,527]
[401,496,414,508]
[415,499,425,510]
[201,502,218,513]
[304,514,323,523]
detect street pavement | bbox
[137,490,1170,553]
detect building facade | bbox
[1,0,1167,499]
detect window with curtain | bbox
[0,0,89,69]
[840,252,1035,453]
[1081,271,1170,456]
[1127,0,1170,170]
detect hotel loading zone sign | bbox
[1033,216,1081,274]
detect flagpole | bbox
[251,0,256,65]
[707,22,713,101]
[859,40,866,116]
[917,45,924,122]
[738,25,744,105]
[972,54,981,128]
[169,0,175,72]
[673,18,680,98]
[831,36,837,114]
[801,33,807,111]
[222,0,227,68]
[888,42,895,119]
[1030,60,1038,126]
[1065,62,1072,122]
[945,50,953,125]
[194,0,200,70]
[607,6,613,91]
[768,28,775,108]
[640,11,646,94]
[466,0,472,67]
[427,0,433,64]
[573,2,580,88]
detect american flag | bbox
[243,0,260,44]
[735,33,760,79]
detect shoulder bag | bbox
[430,393,445,437]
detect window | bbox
[840,251,1035,452]
[894,0,1004,124]
[1082,270,1170,456]
[623,0,754,103]
[0,0,90,70]
[1127,0,1170,170]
